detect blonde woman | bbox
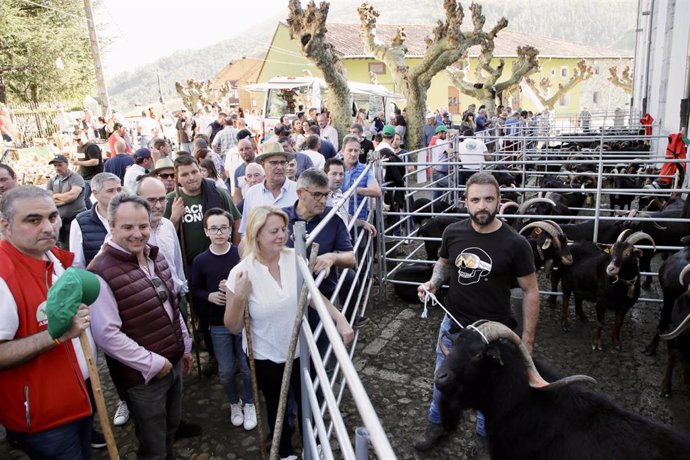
[224,205,353,459]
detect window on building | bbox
[561,67,568,78]
[593,91,600,104]
[594,66,600,75]
[559,94,569,106]
[369,62,386,75]
[551,69,556,76]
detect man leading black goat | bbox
[414,172,540,451]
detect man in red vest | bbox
[0,186,93,458]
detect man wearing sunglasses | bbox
[151,157,176,194]
[89,193,193,459]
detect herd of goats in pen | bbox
[389,127,690,457]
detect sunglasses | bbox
[158,173,175,179]
[151,277,169,302]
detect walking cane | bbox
[244,306,268,460]
[80,332,119,460]
[173,185,203,378]
[269,245,319,460]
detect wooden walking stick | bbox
[269,245,320,460]
[80,333,119,460]
[244,306,268,460]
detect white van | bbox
[244,76,400,139]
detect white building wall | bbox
[633,0,690,158]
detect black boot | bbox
[413,422,447,451]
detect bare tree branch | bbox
[608,65,633,94]
[358,0,507,148]
[287,0,351,141]
[525,59,593,110]
[447,44,539,113]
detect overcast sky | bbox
[96,0,289,78]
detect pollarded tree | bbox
[524,59,593,111]
[447,43,540,115]
[358,1,507,149]
[287,0,351,145]
[0,0,94,104]
[608,65,633,94]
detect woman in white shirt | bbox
[224,205,353,459]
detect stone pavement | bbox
[2,280,689,459]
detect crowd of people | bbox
[0,98,556,459]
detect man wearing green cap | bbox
[428,124,452,200]
[0,186,94,458]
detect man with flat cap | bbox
[238,142,298,234]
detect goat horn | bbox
[679,264,690,286]
[519,222,561,248]
[542,219,567,237]
[517,197,556,215]
[616,229,633,244]
[500,201,519,214]
[474,321,597,391]
[660,310,690,340]
[625,231,656,250]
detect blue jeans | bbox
[429,314,455,424]
[124,360,183,459]
[428,315,485,432]
[210,325,253,404]
[7,414,93,460]
[432,170,449,201]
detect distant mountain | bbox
[107,0,637,110]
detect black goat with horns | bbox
[435,321,690,460]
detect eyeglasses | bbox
[304,190,330,201]
[158,173,175,179]
[267,160,288,167]
[145,197,167,205]
[207,226,231,235]
[246,173,264,179]
[151,277,169,302]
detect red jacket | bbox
[0,241,92,433]
[658,132,687,186]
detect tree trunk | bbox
[0,78,6,104]
[405,81,428,149]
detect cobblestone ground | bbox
[2,278,689,459]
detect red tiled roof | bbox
[213,58,263,87]
[322,23,632,59]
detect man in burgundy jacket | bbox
[89,193,192,459]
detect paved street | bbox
[2,280,689,459]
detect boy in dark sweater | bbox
[190,208,256,430]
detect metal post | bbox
[294,222,313,460]
[355,427,370,460]
[592,128,606,242]
[82,0,110,116]
[373,155,387,303]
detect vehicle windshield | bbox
[266,86,315,117]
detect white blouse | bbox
[226,248,299,362]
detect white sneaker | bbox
[230,402,244,427]
[113,400,129,426]
[243,403,257,431]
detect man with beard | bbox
[413,172,539,452]
[164,156,240,265]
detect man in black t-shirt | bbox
[413,172,540,452]
[72,131,103,209]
